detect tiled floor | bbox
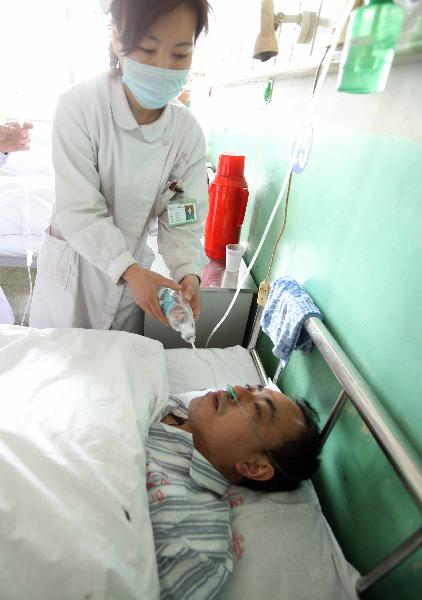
[0,268,37,326]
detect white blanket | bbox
[0,326,169,600]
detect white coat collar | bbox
[109,74,170,143]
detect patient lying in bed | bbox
[3,326,345,600]
[146,385,321,600]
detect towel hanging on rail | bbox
[261,276,323,367]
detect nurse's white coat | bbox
[30,72,207,330]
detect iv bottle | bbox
[337,0,405,94]
[159,288,196,344]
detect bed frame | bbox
[247,307,422,596]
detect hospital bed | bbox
[0,174,54,267]
[0,310,420,599]
[0,121,54,268]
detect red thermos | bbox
[204,153,249,261]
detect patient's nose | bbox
[232,385,252,404]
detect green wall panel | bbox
[202,64,422,599]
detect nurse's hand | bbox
[180,274,201,320]
[123,264,181,326]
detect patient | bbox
[146,384,320,599]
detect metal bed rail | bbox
[303,317,422,594]
[304,317,422,512]
[248,308,422,593]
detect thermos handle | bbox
[205,181,216,229]
[236,188,249,226]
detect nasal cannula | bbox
[226,384,236,400]
[225,384,294,480]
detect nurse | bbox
[30,0,210,332]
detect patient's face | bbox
[187,385,306,482]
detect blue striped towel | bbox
[261,277,323,367]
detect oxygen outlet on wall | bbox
[253,0,331,62]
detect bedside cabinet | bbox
[144,248,257,349]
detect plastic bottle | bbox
[159,288,196,344]
[337,0,405,94]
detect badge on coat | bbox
[167,201,198,226]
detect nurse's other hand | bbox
[0,121,33,153]
[180,274,200,320]
[123,264,181,326]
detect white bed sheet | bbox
[0,125,54,178]
[164,346,359,600]
[0,233,43,258]
[0,286,14,324]
[164,345,263,394]
[0,164,54,264]
[0,174,54,236]
[0,326,169,600]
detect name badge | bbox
[167,201,198,227]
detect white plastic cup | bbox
[225,244,244,272]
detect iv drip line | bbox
[205,0,356,349]
[20,173,34,326]
[191,340,218,388]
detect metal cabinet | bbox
[144,245,257,349]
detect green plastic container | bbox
[337,0,405,94]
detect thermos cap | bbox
[217,153,245,178]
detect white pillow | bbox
[220,482,359,600]
[173,391,359,600]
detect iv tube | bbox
[205,0,356,349]
[191,340,218,388]
[21,172,34,326]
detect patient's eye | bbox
[257,384,264,392]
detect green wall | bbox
[199,62,422,598]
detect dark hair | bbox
[241,399,321,493]
[109,0,210,73]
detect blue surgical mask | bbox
[122,57,190,110]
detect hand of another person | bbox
[0,121,33,153]
[180,274,200,320]
[123,264,181,326]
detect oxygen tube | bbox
[205,0,356,349]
